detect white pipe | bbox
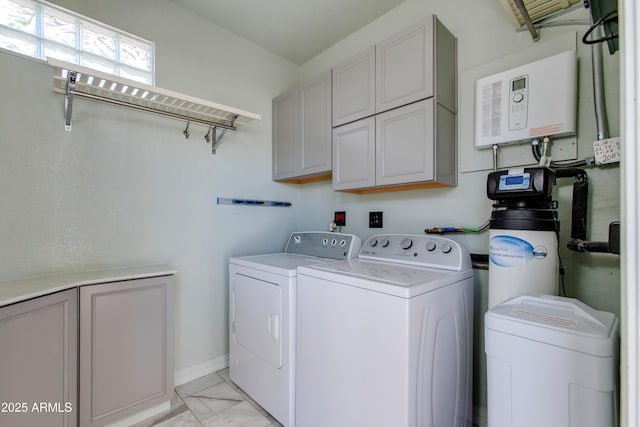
[591,18,610,140]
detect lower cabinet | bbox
[0,288,78,427]
[79,275,174,426]
[0,272,174,427]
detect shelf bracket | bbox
[513,0,540,41]
[211,114,239,155]
[64,71,77,131]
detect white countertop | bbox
[0,264,179,308]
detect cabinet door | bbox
[272,87,300,180]
[376,99,434,186]
[300,70,332,175]
[332,117,376,190]
[376,17,434,113]
[332,47,375,127]
[0,289,78,427]
[79,275,174,427]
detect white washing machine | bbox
[229,231,361,427]
[296,234,474,427]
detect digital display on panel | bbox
[505,175,525,186]
[512,77,526,91]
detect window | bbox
[0,0,154,84]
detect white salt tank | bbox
[485,294,619,427]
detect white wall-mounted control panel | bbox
[474,50,577,149]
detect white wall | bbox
[0,0,301,375]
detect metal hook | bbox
[204,126,212,143]
[183,121,190,139]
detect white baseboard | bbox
[473,404,488,427]
[104,401,170,427]
[174,354,229,386]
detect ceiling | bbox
[169,0,407,65]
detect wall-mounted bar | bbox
[512,0,540,41]
[499,0,582,42]
[49,58,261,154]
[217,197,292,207]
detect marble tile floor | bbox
[134,368,481,427]
[133,368,283,427]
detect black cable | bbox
[550,201,567,297]
[582,10,618,46]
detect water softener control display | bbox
[499,172,530,191]
[487,167,555,201]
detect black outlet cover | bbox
[369,211,383,228]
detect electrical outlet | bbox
[369,211,383,228]
[334,211,346,227]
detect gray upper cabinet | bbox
[332,47,376,127]
[332,117,376,190]
[376,99,435,186]
[332,15,457,193]
[272,86,300,180]
[335,98,456,192]
[0,288,78,427]
[376,16,456,114]
[79,275,174,427]
[376,18,434,113]
[273,71,332,183]
[300,71,332,177]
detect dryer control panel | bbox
[359,234,471,271]
[284,232,362,259]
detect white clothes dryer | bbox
[296,234,474,427]
[229,231,361,427]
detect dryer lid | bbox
[229,253,335,277]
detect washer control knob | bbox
[381,239,390,248]
[331,238,337,246]
[426,241,437,252]
[369,239,378,247]
[340,239,347,247]
[442,244,452,254]
[293,235,302,244]
[400,238,413,250]
[322,238,329,245]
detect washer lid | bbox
[485,294,619,357]
[297,259,472,298]
[230,253,333,277]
